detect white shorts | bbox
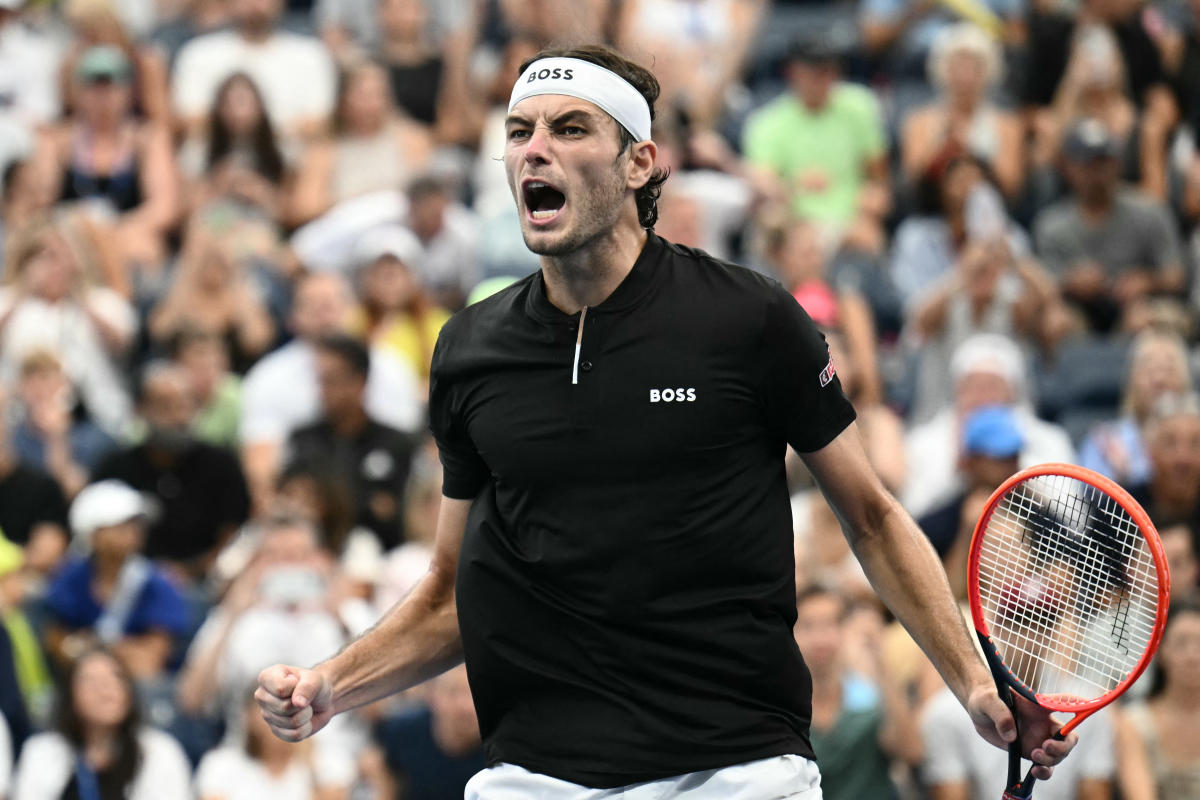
[464,754,823,800]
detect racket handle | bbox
[1012,729,1068,799]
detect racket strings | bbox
[976,474,1160,703]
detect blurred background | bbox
[1,0,1200,797]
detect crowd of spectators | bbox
[1,0,1200,797]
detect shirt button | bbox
[581,360,593,372]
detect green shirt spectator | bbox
[743,83,887,226]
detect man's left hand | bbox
[966,683,1079,780]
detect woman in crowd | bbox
[1079,329,1192,486]
[11,647,191,799]
[901,23,1024,201]
[349,226,449,383]
[38,45,178,274]
[890,153,1031,313]
[0,219,135,436]
[148,220,276,375]
[58,0,170,124]
[179,73,290,221]
[1116,598,1200,800]
[288,59,435,227]
[194,689,321,800]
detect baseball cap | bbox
[75,45,132,85]
[353,225,422,268]
[69,480,145,540]
[950,333,1025,391]
[963,405,1024,458]
[1063,118,1120,162]
[787,29,853,65]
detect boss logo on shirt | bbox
[527,67,575,82]
[650,388,697,403]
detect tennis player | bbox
[256,45,1076,799]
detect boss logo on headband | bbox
[527,67,575,83]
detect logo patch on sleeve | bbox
[818,355,836,388]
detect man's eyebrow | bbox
[504,108,600,128]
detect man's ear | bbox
[627,140,659,190]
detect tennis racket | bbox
[967,463,1170,800]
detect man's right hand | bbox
[255,664,335,742]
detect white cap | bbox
[354,225,422,268]
[0,0,26,10]
[950,333,1026,394]
[69,480,145,540]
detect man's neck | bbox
[330,407,369,438]
[238,25,274,45]
[540,219,647,315]
[1078,192,1115,220]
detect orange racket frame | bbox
[967,462,1171,799]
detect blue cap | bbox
[963,405,1024,458]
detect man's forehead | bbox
[506,96,615,127]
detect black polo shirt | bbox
[429,233,856,788]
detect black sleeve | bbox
[35,475,69,531]
[213,447,251,529]
[761,285,857,453]
[0,625,31,756]
[428,328,490,499]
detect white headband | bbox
[508,57,652,143]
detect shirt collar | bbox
[524,232,666,323]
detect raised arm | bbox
[255,495,471,741]
[801,424,1076,778]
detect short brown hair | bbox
[518,45,669,229]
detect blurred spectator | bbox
[1128,392,1200,529]
[171,0,337,142]
[790,488,873,603]
[0,218,135,437]
[0,391,70,576]
[0,0,61,171]
[742,36,890,256]
[1159,520,1199,597]
[901,24,1024,200]
[404,174,480,309]
[650,118,754,263]
[176,514,358,794]
[1029,25,1166,203]
[92,362,251,580]
[148,219,276,374]
[316,0,470,63]
[859,0,1024,91]
[348,226,450,382]
[921,685,1115,799]
[288,58,434,227]
[1078,328,1191,486]
[239,272,422,512]
[274,460,357,555]
[493,0,612,46]
[615,0,765,128]
[1033,118,1184,334]
[1116,598,1200,800]
[194,687,324,800]
[44,481,190,681]
[901,333,1074,517]
[37,45,180,272]
[891,154,1032,315]
[170,327,242,450]
[59,0,171,124]
[285,335,417,550]
[11,646,192,799]
[792,586,921,800]
[149,0,232,63]
[0,534,52,728]
[376,665,485,800]
[374,0,456,138]
[178,72,290,221]
[1022,0,1177,194]
[916,404,1022,599]
[11,349,118,499]
[908,231,1060,414]
[1,160,57,264]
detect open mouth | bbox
[522,179,566,223]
